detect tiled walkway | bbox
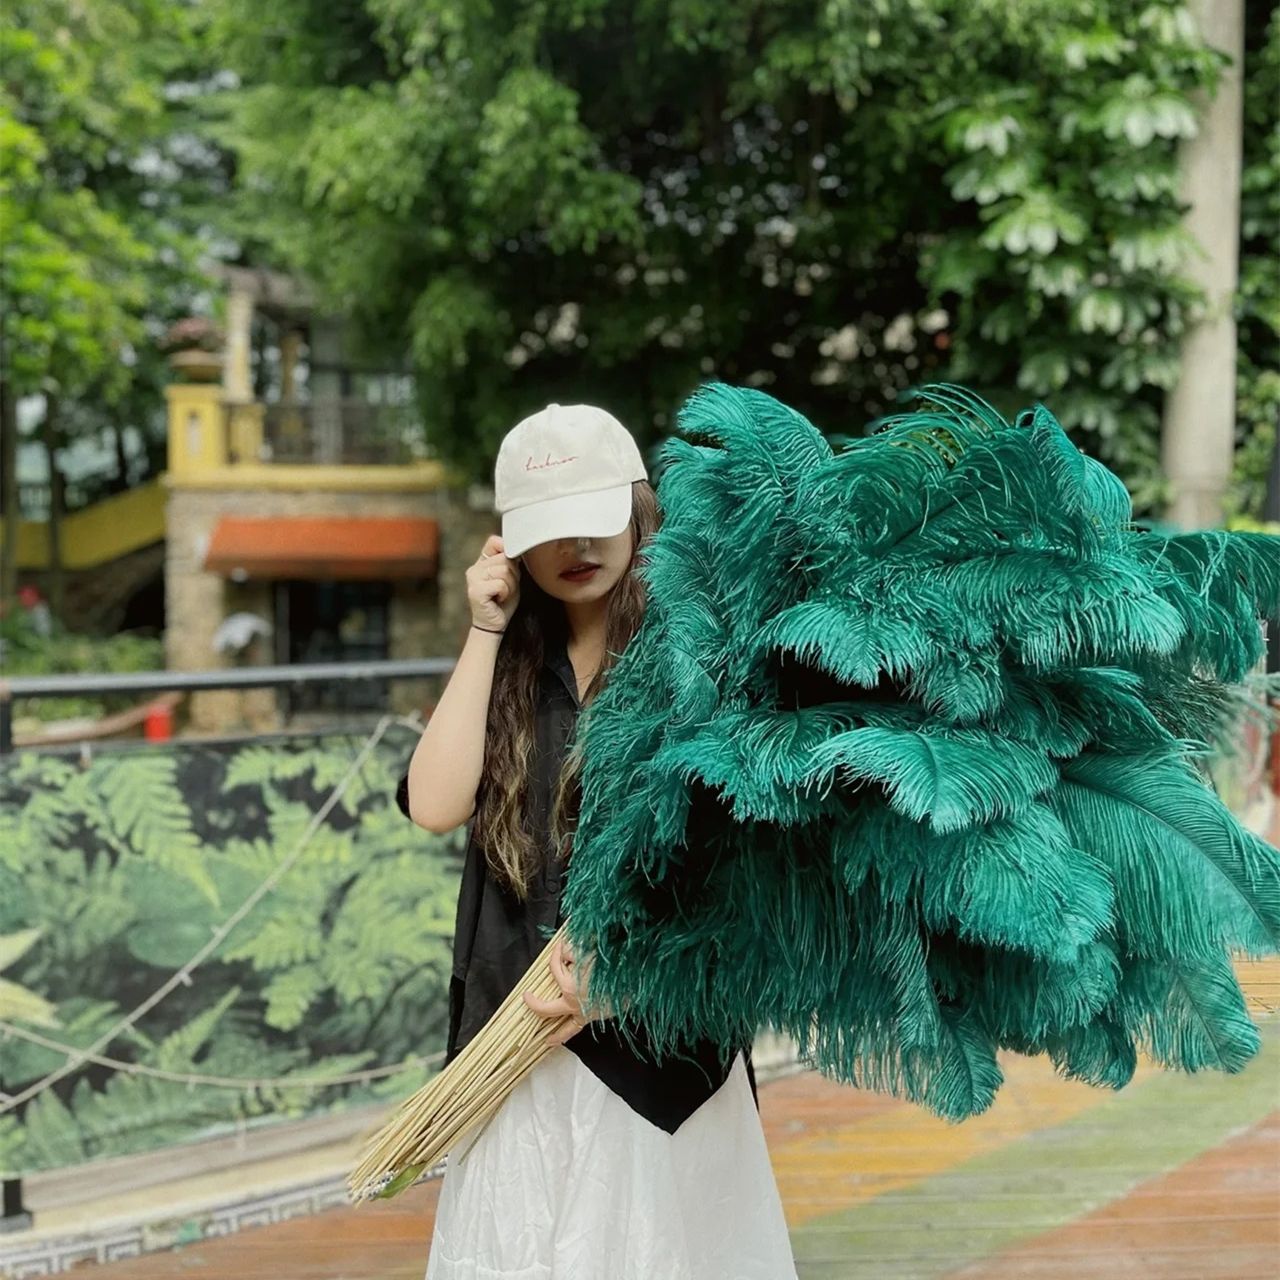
[59,804,1280,1278]
[76,968,1279,1280]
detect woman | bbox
[397,401,797,1279]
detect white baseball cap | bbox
[494,402,648,558]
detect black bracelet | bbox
[471,623,506,635]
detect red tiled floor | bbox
[82,1070,880,1278]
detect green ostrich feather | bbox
[560,381,1280,1121]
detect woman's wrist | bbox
[470,622,506,636]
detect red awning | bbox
[202,516,439,580]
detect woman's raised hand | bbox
[467,533,521,634]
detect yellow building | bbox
[6,265,495,734]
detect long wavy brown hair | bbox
[470,479,663,898]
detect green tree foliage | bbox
[0,0,222,603]
[1233,4,1280,521]
[1,1,207,401]
[0,726,460,1174]
[205,0,1273,511]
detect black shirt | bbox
[395,624,757,1134]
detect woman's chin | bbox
[547,574,614,602]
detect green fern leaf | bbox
[97,755,217,905]
[263,965,325,1031]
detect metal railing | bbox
[222,399,424,466]
[0,658,456,754]
[13,475,137,521]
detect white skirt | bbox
[423,1045,798,1280]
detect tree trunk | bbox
[42,393,66,623]
[0,376,17,614]
[1160,0,1245,530]
[113,413,131,493]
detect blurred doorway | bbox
[275,580,391,713]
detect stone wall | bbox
[165,483,496,734]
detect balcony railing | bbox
[222,399,426,466]
[14,474,133,521]
[0,657,454,753]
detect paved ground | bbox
[77,968,1278,1279]
[66,805,1280,1279]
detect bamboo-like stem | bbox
[347,924,573,1202]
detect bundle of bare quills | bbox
[348,924,574,1202]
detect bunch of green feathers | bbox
[560,381,1280,1121]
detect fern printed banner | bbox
[0,723,459,1177]
[560,381,1280,1122]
